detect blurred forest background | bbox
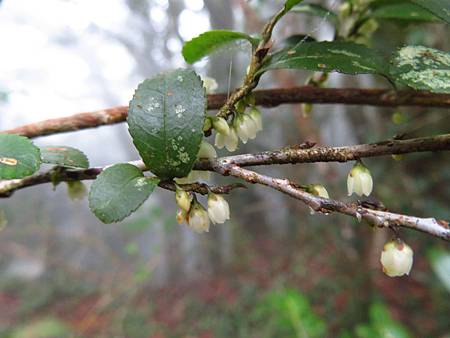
[0,0,449,337]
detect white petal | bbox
[244,116,257,139]
[236,121,249,144]
[361,172,373,196]
[215,133,226,149]
[353,175,363,196]
[225,129,239,152]
[347,175,354,196]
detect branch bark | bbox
[222,165,450,241]
[3,87,450,139]
[195,134,450,170]
[0,161,245,198]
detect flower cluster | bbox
[380,239,414,277]
[175,191,230,234]
[214,100,263,152]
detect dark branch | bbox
[194,134,450,170]
[3,87,450,139]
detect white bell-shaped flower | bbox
[188,202,210,233]
[347,162,373,196]
[207,193,230,224]
[212,117,230,136]
[249,107,263,132]
[175,188,192,212]
[201,75,218,94]
[215,128,239,152]
[380,240,414,277]
[197,140,217,160]
[235,115,257,144]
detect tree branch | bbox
[0,162,245,198]
[1,135,448,240]
[195,134,450,170]
[3,87,449,139]
[222,165,450,241]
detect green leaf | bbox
[428,248,450,292]
[284,0,304,12]
[411,0,450,24]
[291,4,338,25]
[370,1,441,21]
[260,41,388,76]
[389,45,450,93]
[0,134,41,179]
[128,68,206,179]
[355,303,412,338]
[40,145,89,168]
[182,30,258,64]
[89,163,159,224]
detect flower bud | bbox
[197,140,217,160]
[212,117,230,136]
[357,18,378,37]
[248,107,263,132]
[203,116,212,131]
[301,103,312,117]
[175,188,192,212]
[176,209,188,224]
[245,93,256,106]
[207,193,230,224]
[67,181,87,201]
[347,162,373,197]
[307,184,329,215]
[201,76,218,94]
[308,184,329,199]
[188,202,210,233]
[380,240,414,277]
[235,100,247,114]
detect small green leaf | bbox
[0,134,41,179]
[411,0,450,24]
[292,4,338,25]
[128,68,206,179]
[41,146,89,168]
[260,41,388,76]
[89,163,159,224]
[182,30,258,64]
[284,0,304,12]
[370,1,441,21]
[390,45,450,93]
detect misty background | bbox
[0,0,449,337]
